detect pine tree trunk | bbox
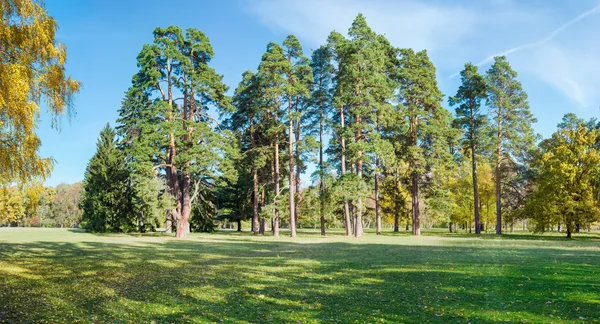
[295,119,301,228]
[176,174,192,238]
[252,168,259,235]
[355,125,363,238]
[375,168,381,235]
[165,213,172,233]
[319,99,326,236]
[340,106,351,236]
[412,171,421,236]
[288,102,296,238]
[472,143,481,235]
[273,130,280,237]
[394,184,399,232]
[495,142,502,235]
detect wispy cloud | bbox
[474,4,600,67]
[448,3,600,78]
[246,0,600,110]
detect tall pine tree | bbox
[486,56,536,235]
[449,62,488,234]
[397,49,454,236]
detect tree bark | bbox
[411,171,420,236]
[355,119,363,238]
[495,136,502,235]
[375,114,381,235]
[319,94,326,236]
[339,105,351,236]
[175,173,192,238]
[393,185,400,232]
[375,168,381,235]
[472,143,481,235]
[288,100,296,238]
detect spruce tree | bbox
[486,56,536,235]
[449,62,488,234]
[81,124,133,232]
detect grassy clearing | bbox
[0,228,599,323]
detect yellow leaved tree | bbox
[0,0,80,184]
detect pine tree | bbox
[257,42,288,236]
[309,45,334,236]
[123,26,231,238]
[228,71,266,234]
[282,35,312,238]
[486,56,536,235]
[328,14,395,237]
[449,62,488,234]
[81,124,133,232]
[397,49,454,236]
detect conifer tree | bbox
[486,56,536,235]
[123,26,231,238]
[328,14,395,237]
[257,42,288,236]
[282,35,312,238]
[397,49,454,236]
[449,63,488,234]
[81,124,133,232]
[228,71,268,234]
[309,46,334,236]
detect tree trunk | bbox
[375,168,381,235]
[138,211,145,233]
[319,96,326,237]
[566,224,572,239]
[355,124,364,238]
[288,102,296,238]
[472,144,481,235]
[165,213,172,233]
[252,168,259,235]
[394,186,400,232]
[411,171,421,236]
[273,136,280,237]
[259,218,265,234]
[339,105,351,236]
[273,217,279,236]
[237,219,241,232]
[176,174,192,238]
[495,143,502,235]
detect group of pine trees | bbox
[79,14,600,238]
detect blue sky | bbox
[40,0,600,186]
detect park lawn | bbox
[0,228,599,323]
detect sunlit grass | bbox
[0,228,599,323]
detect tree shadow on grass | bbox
[0,237,599,323]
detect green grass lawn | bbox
[1,228,599,323]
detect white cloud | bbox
[245,0,600,109]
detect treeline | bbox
[77,14,600,238]
[0,182,82,228]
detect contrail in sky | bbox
[449,4,600,78]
